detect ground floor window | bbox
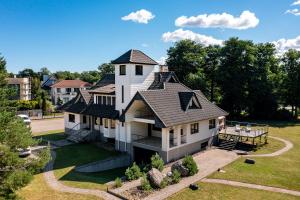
[209,119,216,129]
[104,118,109,128]
[95,117,100,125]
[69,114,75,123]
[111,119,115,129]
[191,123,199,134]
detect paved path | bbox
[143,149,239,200]
[243,136,293,157]
[202,178,300,197]
[43,151,121,200]
[31,118,64,133]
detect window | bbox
[63,97,69,103]
[119,65,126,75]
[74,88,79,92]
[121,85,124,103]
[95,117,99,125]
[209,119,216,129]
[111,120,115,129]
[107,96,112,105]
[100,117,103,125]
[135,65,143,75]
[66,88,71,93]
[57,88,61,93]
[104,119,109,128]
[103,96,107,105]
[69,114,75,123]
[191,123,199,134]
[97,96,102,104]
[112,97,116,105]
[83,115,86,124]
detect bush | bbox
[171,169,181,184]
[274,108,294,120]
[140,174,152,191]
[159,177,169,189]
[114,177,122,188]
[150,153,164,172]
[125,162,142,181]
[182,155,198,176]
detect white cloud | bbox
[162,29,223,46]
[291,0,300,6]
[286,9,300,16]
[141,43,149,47]
[157,56,167,65]
[121,9,155,24]
[273,35,300,54]
[175,10,259,30]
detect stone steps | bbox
[67,130,90,143]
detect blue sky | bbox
[0,0,300,73]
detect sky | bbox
[0,0,300,73]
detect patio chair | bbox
[246,124,251,132]
[235,124,241,132]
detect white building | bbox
[61,50,227,163]
[50,80,91,105]
[6,77,31,100]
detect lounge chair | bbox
[235,124,241,132]
[246,124,251,132]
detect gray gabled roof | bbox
[136,83,228,127]
[111,49,158,65]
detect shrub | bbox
[171,169,181,184]
[159,177,169,189]
[140,174,152,191]
[114,177,122,188]
[182,155,198,176]
[125,162,142,181]
[150,153,164,172]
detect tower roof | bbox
[111,49,158,65]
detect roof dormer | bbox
[178,92,202,111]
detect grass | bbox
[33,129,67,141]
[251,136,286,155]
[209,122,300,191]
[168,182,299,200]
[53,143,126,190]
[18,173,102,200]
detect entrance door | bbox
[134,147,157,164]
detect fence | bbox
[16,109,64,120]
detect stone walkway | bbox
[243,136,293,157]
[43,151,121,200]
[202,178,300,197]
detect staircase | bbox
[218,136,240,151]
[67,129,91,143]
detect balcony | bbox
[132,135,162,152]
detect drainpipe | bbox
[124,122,127,152]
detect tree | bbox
[54,71,80,80]
[80,70,101,84]
[282,49,300,118]
[0,55,50,199]
[166,40,206,82]
[203,45,222,102]
[39,67,51,77]
[17,68,38,78]
[98,63,114,79]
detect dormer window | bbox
[189,96,201,109]
[135,65,143,75]
[120,65,126,75]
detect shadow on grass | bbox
[53,143,126,186]
[34,132,67,141]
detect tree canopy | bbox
[166,38,298,119]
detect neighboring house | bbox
[60,50,227,163]
[41,75,57,94]
[6,76,31,100]
[51,80,92,105]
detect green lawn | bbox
[53,143,126,190]
[168,182,299,200]
[209,122,300,191]
[33,129,67,141]
[251,136,286,155]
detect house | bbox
[6,76,31,100]
[50,79,92,105]
[41,75,57,94]
[60,50,228,163]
